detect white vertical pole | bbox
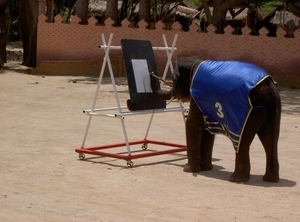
[144,111,155,140]
[104,36,131,155]
[81,33,114,148]
[162,34,186,123]
[120,117,132,156]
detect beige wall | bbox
[36,13,300,80]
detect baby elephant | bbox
[150,57,281,182]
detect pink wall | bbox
[37,13,300,77]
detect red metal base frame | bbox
[75,139,186,161]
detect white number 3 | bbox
[215,102,224,118]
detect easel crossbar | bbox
[100,45,177,51]
[83,106,189,117]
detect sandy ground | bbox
[0,68,300,221]
[1,58,300,221]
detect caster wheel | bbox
[79,153,85,160]
[141,143,148,150]
[127,160,134,168]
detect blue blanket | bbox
[190,60,269,152]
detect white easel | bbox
[75,33,188,167]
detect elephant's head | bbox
[150,56,201,103]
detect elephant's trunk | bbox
[153,89,173,100]
[152,86,173,100]
[150,73,173,100]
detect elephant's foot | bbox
[263,173,279,182]
[263,165,279,182]
[183,163,201,173]
[200,162,213,171]
[230,172,250,182]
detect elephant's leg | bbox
[200,130,215,171]
[183,98,205,172]
[253,78,280,182]
[257,120,280,182]
[230,108,264,182]
[230,138,252,182]
[257,93,281,182]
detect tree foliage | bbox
[54,0,76,23]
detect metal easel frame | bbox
[75,33,188,167]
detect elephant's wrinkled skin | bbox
[150,57,281,182]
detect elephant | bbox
[150,56,281,182]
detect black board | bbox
[121,39,166,111]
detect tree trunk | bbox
[212,0,245,34]
[212,0,225,33]
[106,0,118,26]
[75,0,89,24]
[19,0,37,67]
[287,0,300,17]
[0,0,10,66]
[0,7,7,66]
[139,0,150,27]
[46,0,53,22]
[202,0,212,25]
[119,0,128,24]
[153,0,157,23]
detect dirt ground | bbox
[1,43,300,221]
